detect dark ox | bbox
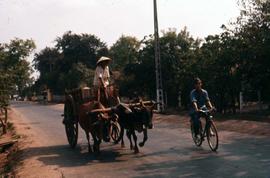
[78,101,131,153]
[114,101,156,153]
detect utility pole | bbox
[153,0,164,112]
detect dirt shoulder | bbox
[154,111,270,137]
[6,108,62,178]
[3,103,270,177]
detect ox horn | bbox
[151,101,158,108]
[90,107,112,113]
[140,99,146,108]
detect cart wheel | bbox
[64,95,78,148]
[110,121,121,143]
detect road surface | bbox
[11,101,270,178]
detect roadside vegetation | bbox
[0,0,269,176]
[0,38,35,177]
[32,0,270,113]
[1,0,269,113]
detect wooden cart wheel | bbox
[64,95,78,148]
[110,121,121,142]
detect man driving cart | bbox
[93,56,112,142]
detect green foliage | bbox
[231,0,270,103]
[33,31,108,94]
[55,31,108,70]
[109,35,141,70]
[0,39,35,106]
[32,0,269,112]
[119,28,201,106]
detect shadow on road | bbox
[133,136,270,178]
[17,135,270,178]
[20,144,131,168]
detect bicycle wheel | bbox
[110,121,121,142]
[191,122,203,146]
[206,121,219,151]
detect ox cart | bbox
[63,86,121,149]
[63,86,158,154]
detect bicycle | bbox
[190,108,219,151]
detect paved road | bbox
[11,101,270,178]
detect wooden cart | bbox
[63,86,121,148]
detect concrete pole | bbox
[153,0,165,112]
[239,92,243,112]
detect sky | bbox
[0,0,240,52]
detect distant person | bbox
[43,90,47,104]
[190,78,214,137]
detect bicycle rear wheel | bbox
[207,121,219,151]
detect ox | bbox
[79,101,132,153]
[115,100,156,153]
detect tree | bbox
[120,28,201,106]
[109,35,141,70]
[0,38,35,98]
[34,31,108,94]
[230,0,270,104]
[55,31,108,70]
[0,45,11,107]
[33,47,62,93]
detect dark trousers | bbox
[190,112,201,135]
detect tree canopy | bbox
[30,0,270,112]
[0,38,35,106]
[33,31,108,94]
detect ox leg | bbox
[119,127,125,148]
[121,130,125,148]
[85,131,92,153]
[92,134,100,154]
[114,125,124,147]
[126,130,133,150]
[132,131,139,154]
[139,129,148,147]
[96,139,101,153]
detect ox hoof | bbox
[88,148,93,153]
[130,146,133,150]
[93,145,99,153]
[121,143,125,148]
[139,142,144,147]
[134,148,139,154]
[113,141,119,145]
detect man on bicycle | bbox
[190,78,214,137]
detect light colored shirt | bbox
[93,65,110,87]
[190,89,210,112]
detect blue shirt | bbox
[190,89,210,111]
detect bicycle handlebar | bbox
[197,107,216,116]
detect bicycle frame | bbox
[200,114,213,139]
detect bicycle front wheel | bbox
[207,121,219,151]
